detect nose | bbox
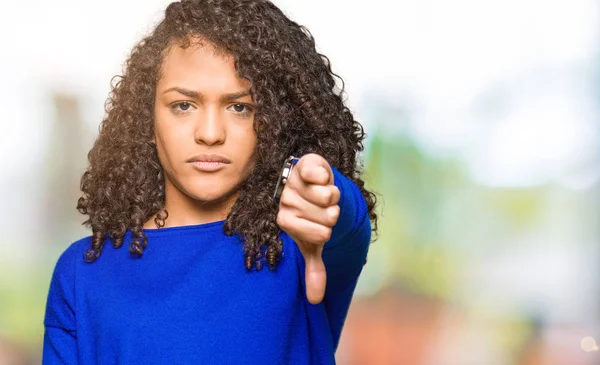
[194,106,225,146]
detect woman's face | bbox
[153,39,257,220]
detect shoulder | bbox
[44,237,93,329]
[51,235,93,273]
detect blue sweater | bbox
[43,167,371,364]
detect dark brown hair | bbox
[77,0,378,270]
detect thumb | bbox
[303,245,327,304]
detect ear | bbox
[150,124,156,145]
[254,120,265,133]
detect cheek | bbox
[240,137,258,168]
[154,123,180,170]
[237,125,258,155]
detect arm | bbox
[276,153,372,304]
[322,165,371,286]
[42,244,78,364]
[320,166,371,349]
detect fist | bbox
[276,153,340,304]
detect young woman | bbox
[43,0,378,363]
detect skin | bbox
[276,153,341,304]
[144,38,338,304]
[144,40,258,228]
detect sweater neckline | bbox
[142,219,226,235]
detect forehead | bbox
[157,39,249,91]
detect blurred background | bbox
[0,0,598,364]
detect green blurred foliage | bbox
[0,254,55,354]
[361,128,467,298]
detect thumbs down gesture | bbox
[276,153,340,305]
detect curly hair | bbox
[77,0,378,270]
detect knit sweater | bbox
[43,166,371,364]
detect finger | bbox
[299,164,330,186]
[276,214,333,245]
[275,214,328,304]
[304,248,326,305]
[279,188,340,227]
[301,153,333,174]
[296,154,333,186]
[295,184,340,208]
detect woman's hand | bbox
[276,153,340,304]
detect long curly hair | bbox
[77,0,378,270]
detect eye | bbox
[228,103,254,117]
[170,101,196,115]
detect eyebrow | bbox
[163,87,251,101]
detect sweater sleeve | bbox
[324,166,371,278]
[42,243,78,364]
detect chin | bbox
[186,190,225,203]
[185,184,235,204]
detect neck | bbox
[143,180,237,230]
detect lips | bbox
[186,154,231,164]
[187,153,231,173]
